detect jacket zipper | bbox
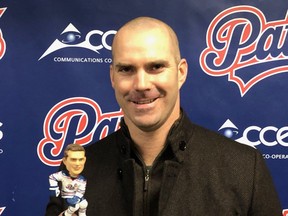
[144,168,150,191]
[143,166,151,216]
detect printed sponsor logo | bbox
[262,153,288,160]
[37,97,123,166]
[283,209,288,216]
[0,207,6,215]
[219,119,288,148]
[200,5,288,96]
[39,23,116,62]
[0,7,7,60]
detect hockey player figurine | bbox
[49,144,88,216]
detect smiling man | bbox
[110,18,187,166]
[46,17,282,216]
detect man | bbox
[46,17,282,215]
[47,144,88,216]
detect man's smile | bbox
[131,98,158,104]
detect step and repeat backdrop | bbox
[0,0,288,215]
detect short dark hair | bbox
[63,143,85,158]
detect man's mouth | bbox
[133,98,157,104]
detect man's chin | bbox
[134,119,162,132]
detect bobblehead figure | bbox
[49,144,88,216]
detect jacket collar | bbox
[166,109,194,163]
[119,109,194,163]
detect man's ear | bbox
[110,64,115,89]
[178,58,188,89]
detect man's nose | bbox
[133,69,151,91]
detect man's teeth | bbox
[134,99,156,104]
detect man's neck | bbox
[127,115,179,166]
[131,129,168,166]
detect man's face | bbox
[110,27,187,132]
[63,151,86,178]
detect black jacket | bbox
[46,112,282,215]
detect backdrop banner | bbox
[0,0,288,215]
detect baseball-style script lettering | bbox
[200,6,288,96]
[37,97,123,166]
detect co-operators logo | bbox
[200,5,288,96]
[0,7,7,60]
[219,119,288,148]
[39,23,116,63]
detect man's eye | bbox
[151,64,164,71]
[119,66,133,73]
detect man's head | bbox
[111,17,181,64]
[63,144,86,178]
[110,17,188,132]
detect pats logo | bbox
[200,5,288,96]
[219,119,288,148]
[39,23,116,60]
[37,97,123,166]
[0,7,7,60]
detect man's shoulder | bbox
[190,122,257,155]
[187,123,265,176]
[86,129,121,147]
[84,129,124,159]
[82,129,124,178]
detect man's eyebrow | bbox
[114,63,133,68]
[147,60,169,65]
